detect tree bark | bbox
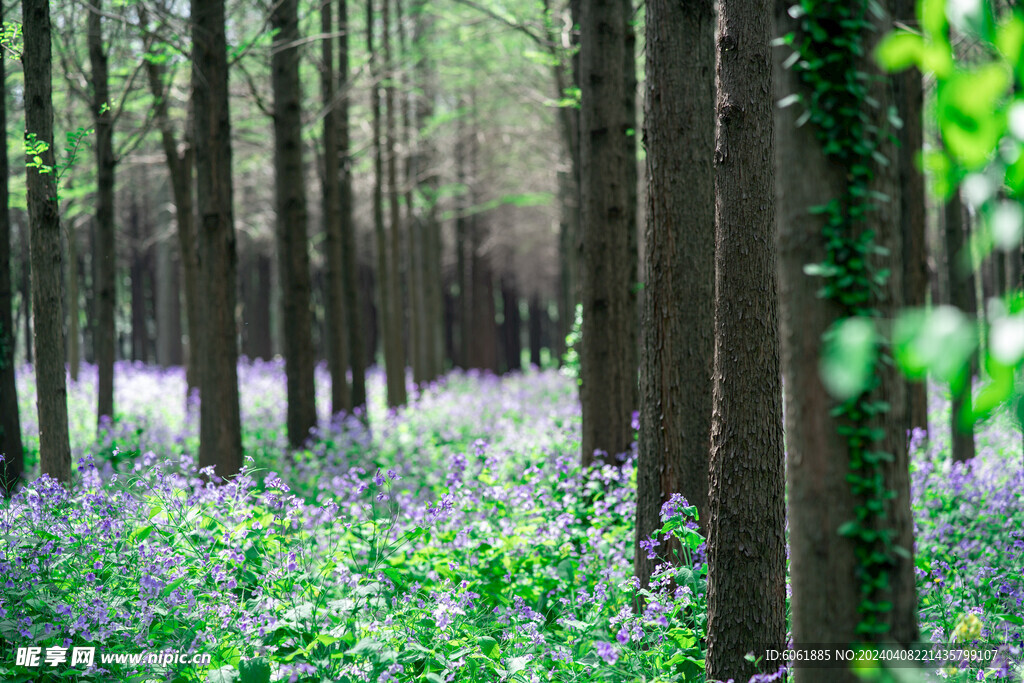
[322,0,352,417]
[338,0,368,410]
[89,0,116,429]
[193,0,243,477]
[705,1,785,679]
[774,1,920,671]
[67,224,80,382]
[635,0,715,595]
[893,0,928,438]
[155,211,184,368]
[500,278,521,373]
[0,11,25,492]
[528,296,542,368]
[130,194,150,364]
[945,188,977,464]
[23,0,72,484]
[383,0,408,406]
[578,0,637,466]
[272,0,318,447]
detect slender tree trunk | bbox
[578,0,637,466]
[705,1,785,679]
[89,0,116,428]
[67,225,80,382]
[635,0,715,595]
[193,0,243,477]
[271,0,318,447]
[23,0,72,484]
[20,224,31,366]
[0,13,25,492]
[774,1,919,671]
[130,195,149,363]
[338,0,367,410]
[945,188,977,464]
[455,130,470,368]
[501,279,521,373]
[382,0,408,406]
[155,232,184,367]
[528,296,542,367]
[894,0,928,438]
[322,0,352,417]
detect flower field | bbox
[0,361,1022,682]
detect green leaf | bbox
[875,32,924,71]
[478,636,500,660]
[237,658,271,683]
[820,317,878,400]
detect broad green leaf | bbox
[820,317,878,401]
[875,32,924,71]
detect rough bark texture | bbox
[89,0,116,428]
[338,0,367,409]
[705,2,785,679]
[193,0,243,477]
[0,14,25,492]
[322,0,352,417]
[578,0,637,467]
[635,0,715,594]
[893,0,928,438]
[271,0,318,447]
[23,0,72,484]
[774,2,920,671]
[945,189,977,464]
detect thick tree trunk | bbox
[500,279,521,373]
[322,0,352,417]
[338,0,368,409]
[193,0,243,477]
[635,0,715,596]
[774,1,919,671]
[24,0,72,483]
[893,0,929,438]
[0,13,25,492]
[89,0,116,428]
[272,0,318,447]
[578,0,637,466]
[705,1,785,679]
[945,188,977,464]
[155,227,184,367]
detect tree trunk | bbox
[338,0,368,410]
[945,188,977,464]
[155,219,184,367]
[193,0,243,477]
[705,1,785,679]
[774,1,920,671]
[130,195,149,364]
[272,0,318,447]
[322,0,352,417]
[383,0,408,406]
[635,0,715,596]
[67,224,80,382]
[89,0,116,428]
[578,0,637,466]
[528,296,542,368]
[893,0,929,438]
[455,129,470,369]
[501,279,521,373]
[23,0,72,484]
[0,9,25,492]
[20,222,31,366]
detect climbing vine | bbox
[778,0,901,640]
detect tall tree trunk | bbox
[705,1,785,679]
[528,296,542,367]
[774,1,919,671]
[635,0,715,596]
[67,225,80,382]
[20,223,31,366]
[455,129,470,368]
[322,0,352,417]
[89,0,116,428]
[501,279,521,373]
[193,0,243,477]
[23,0,72,484]
[578,0,637,466]
[945,188,977,464]
[143,17,201,392]
[130,195,149,363]
[893,0,928,438]
[272,0,318,447]
[382,0,408,406]
[155,228,184,367]
[0,12,25,492]
[338,0,368,410]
